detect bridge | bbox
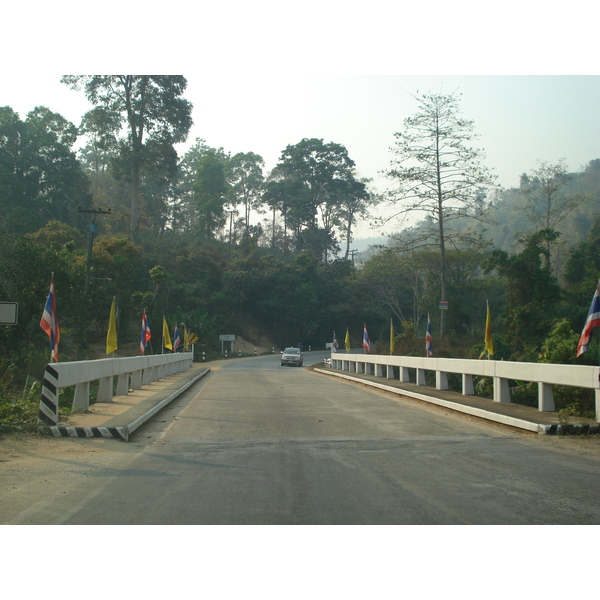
[39,350,599,440]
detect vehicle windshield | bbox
[285,348,300,354]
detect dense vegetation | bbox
[1,76,599,423]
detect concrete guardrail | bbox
[330,353,600,422]
[38,352,193,426]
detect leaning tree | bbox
[385,91,496,338]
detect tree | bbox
[275,138,361,260]
[226,152,265,232]
[385,91,495,337]
[519,159,588,269]
[193,148,229,241]
[62,76,193,240]
[0,106,91,236]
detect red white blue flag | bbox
[40,277,60,362]
[426,314,433,357]
[577,281,600,357]
[140,312,151,354]
[173,324,181,352]
[362,324,371,352]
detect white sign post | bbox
[219,334,235,355]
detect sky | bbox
[3,3,599,244]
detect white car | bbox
[281,347,303,367]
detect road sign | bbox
[439,300,449,310]
[219,334,235,341]
[0,302,18,325]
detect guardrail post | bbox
[538,382,555,412]
[131,370,142,389]
[73,382,90,410]
[436,371,448,390]
[97,376,113,403]
[417,369,426,386]
[400,366,410,382]
[375,364,384,377]
[116,373,130,395]
[387,365,395,379]
[142,368,152,385]
[462,374,474,395]
[494,377,511,403]
[356,362,364,373]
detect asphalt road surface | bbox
[3,351,600,524]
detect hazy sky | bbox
[3,4,599,240]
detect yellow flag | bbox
[106,297,118,355]
[390,318,395,355]
[184,325,190,351]
[162,316,172,350]
[344,328,350,352]
[485,300,494,357]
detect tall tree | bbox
[61,75,193,240]
[0,106,91,236]
[193,148,229,241]
[519,159,588,269]
[226,152,265,232]
[385,91,495,337]
[276,138,359,260]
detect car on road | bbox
[281,347,303,367]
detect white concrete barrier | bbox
[330,353,600,421]
[38,353,193,426]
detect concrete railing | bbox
[38,353,193,426]
[330,353,600,422]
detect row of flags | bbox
[38,277,198,362]
[36,277,600,363]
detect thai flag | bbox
[363,324,371,352]
[426,315,433,357]
[333,331,338,353]
[173,324,181,352]
[577,281,600,357]
[40,278,60,362]
[140,312,151,354]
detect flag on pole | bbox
[390,318,395,355]
[106,297,118,355]
[426,314,433,357]
[485,300,494,358]
[333,331,338,353]
[363,324,371,353]
[344,328,351,352]
[173,324,181,352]
[140,311,151,354]
[40,276,60,362]
[184,325,190,351]
[576,280,600,357]
[162,316,172,350]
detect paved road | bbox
[4,352,600,524]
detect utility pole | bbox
[348,249,358,267]
[78,207,113,292]
[76,206,113,361]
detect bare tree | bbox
[385,91,495,337]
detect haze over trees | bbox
[0,75,599,417]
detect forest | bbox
[1,76,600,421]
